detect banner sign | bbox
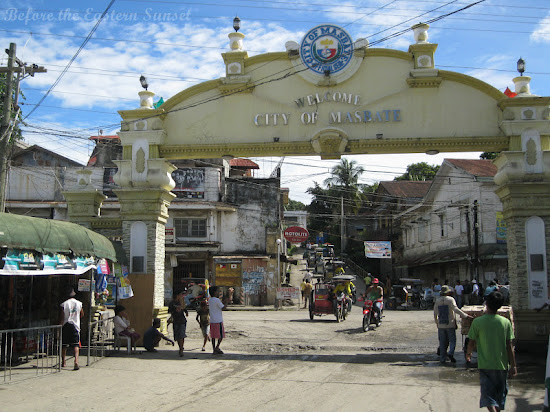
[496,212,507,244]
[364,241,392,259]
[1,249,96,276]
[172,168,205,199]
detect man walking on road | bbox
[466,291,517,411]
[60,286,84,370]
[209,286,225,354]
[434,285,471,364]
[302,279,312,309]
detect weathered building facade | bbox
[400,159,507,286]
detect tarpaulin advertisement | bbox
[364,241,392,259]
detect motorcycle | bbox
[362,298,384,332]
[419,288,435,310]
[335,291,347,322]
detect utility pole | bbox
[340,196,345,254]
[464,205,473,280]
[473,200,479,282]
[0,43,47,212]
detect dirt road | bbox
[2,308,545,412]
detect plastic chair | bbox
[114,331,136,354]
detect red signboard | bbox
[283,226,309,243]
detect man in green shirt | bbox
[466,291,517,411]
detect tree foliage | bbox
[286,198,306,211]
[480,152,499,160]
[394,162,439,181]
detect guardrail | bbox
[87,315,115,366]
[1,325,62,383]
[344,258,369,280]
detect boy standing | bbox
[196,300,210,351]
[208,286,225,354]
[60,287,84,370]
[466,291,516,411]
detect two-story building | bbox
[6,139,284,308]
[399,159,507,287]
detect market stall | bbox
[0,213,125,365]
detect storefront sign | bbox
[283,226,309,243]
[165,227,174,243]
[277,286,300,300]
[78,279,91,292]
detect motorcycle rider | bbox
[335,280,354,312]
[364,278,384,326]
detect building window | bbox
[439,214,446,237]
[175,218,207,239]
[418,222,427,243]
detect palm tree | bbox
[323,158,364,189]
[323,158,365,213]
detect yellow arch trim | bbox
[365,48,412,61]
[439,70,505,101]
[244,52,289,66]
[161,79,222,111]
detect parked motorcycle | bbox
[419,288,435,310]
[362,298,384,332]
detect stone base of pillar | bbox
[513,310,550,353]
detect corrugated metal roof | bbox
[89,135,120,141]
[229,158,259,169]
[378,181,432,198]
[445,159,497,177]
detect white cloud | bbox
[530,12,550,43]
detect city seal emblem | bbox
[300,24,354,76]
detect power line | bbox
[22,0,116,120]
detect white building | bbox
[400,159,507,286]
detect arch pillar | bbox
[114,100,177,338]
[494,94,550,346]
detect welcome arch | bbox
[67,23,550,344]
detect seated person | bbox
[114,305,140,346]
[143,318,175,352]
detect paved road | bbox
[2,309,545,412]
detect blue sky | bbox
[1,0,549,203]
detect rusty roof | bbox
[378,181,432,198]
[445,159,497,177]
[229,158,259,169]
[89,135,120,141]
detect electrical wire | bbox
[22,0,116,120]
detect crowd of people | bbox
[431,277,510,308]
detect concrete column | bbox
[494,144,550,347]
[63,169,107,228]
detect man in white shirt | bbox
[59,287,84,370]
[434,285,471,364]
[454,280,465,308]
[471,280,480,304]
[208,286,225,354]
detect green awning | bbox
[0,213,117,261]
